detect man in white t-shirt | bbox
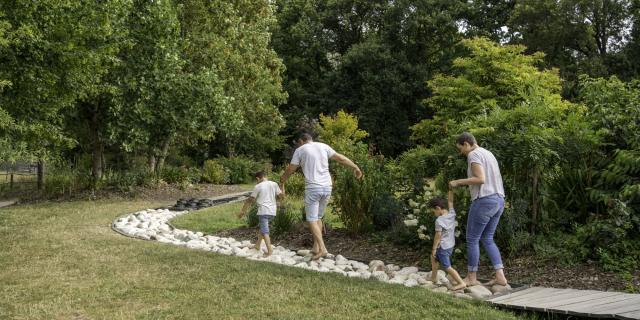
[238,171,283,257]
[280,133,363,260]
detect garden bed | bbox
[216,224,640,293]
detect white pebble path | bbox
[111,195,505,300]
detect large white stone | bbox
[404,279,419,287]
[490,284,512,295]
[465,285,493,299]
[368,260,385,272]
[371,271,389,282]
[335,254,347,261]
[397,267,419,275]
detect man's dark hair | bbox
[456,132,477,146]
[254,171,266,179]
[427,197,447,209]
[297,132,313,142]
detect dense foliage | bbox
[0,0,284,175]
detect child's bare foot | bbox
[451,282,467,291]
[311,251,328,260]
[263,251,272,257]
[431,276,437,284]
[463,277,482,286]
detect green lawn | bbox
[0,199,523,319]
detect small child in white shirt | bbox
[238,171,283,257]
[428,190,466,291]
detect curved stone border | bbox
[111,192,509,300]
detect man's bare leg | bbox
[311,220,323,254]
[310,220,328,260]
[263,233,273,257]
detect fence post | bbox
[37,161,44,190]
[9,172,13,190]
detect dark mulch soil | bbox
[217,223,640,293]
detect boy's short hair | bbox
[297,132,313,142]
[254,171,266,179]
[456,132,477,146]
[427,197,447,209]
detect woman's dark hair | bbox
[254,171,266,179]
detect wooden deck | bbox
[487,287,640,319]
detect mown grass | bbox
[0,199,524,319]
[171,196,343,234]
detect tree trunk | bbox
[530,167,539,235]
[155,136,173,172]
[37,160,45,190]
[148,154,157,174]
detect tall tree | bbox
[273,0,465,156]
[0,1,93,163]
[62,0,132,180]
[116,0,238,173]
[509,0,634,93]
[181,0,287,159]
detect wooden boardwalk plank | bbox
[568,294,639,313]
[516,290,602,310]
[494,288,574,306]
[618,309,640,320]
[489,287,547,303]
[494,288,566,305]
[587,295,640,311]
[486,285,640,319]
[543,291,625,310]
[582,297,640,315]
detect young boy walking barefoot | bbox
[238,171,283,257]
[428,190,466,291]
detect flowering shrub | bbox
[402,184,464,258]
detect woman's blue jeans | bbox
[466,193,505,272]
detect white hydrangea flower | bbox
[407,214,415,220]
[403,219,418,227]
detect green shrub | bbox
[202,160,229,184]
[44,167,91,197]
[332,152,400,233]
[245,204,259,228]
[271,168,305,197]
[216,157,269,184]
[159,166,200,185]
[272,203,301,237]
[103,168,156,192]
